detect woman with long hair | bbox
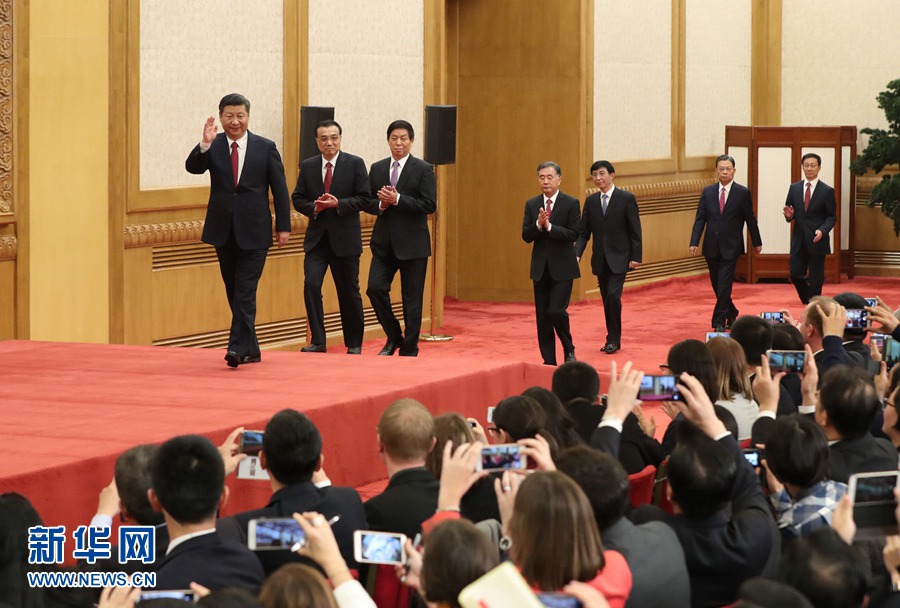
[707,336,759,439]
[521,386,584,450]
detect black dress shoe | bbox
[565,352,577,362]
[724,311,738,329]
[347,346,362,355]
[301,344,327,353]
[714,325,726,332]
[225,351,240,368]
[378,340,399,356]
[399,348,419,357]
[604,344,620,355]
[241,353,261,364]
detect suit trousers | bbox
[789,245,825,304]
[598,262,627,344]
[705,255,739,327]
[533,268,574,365]
[215,230,268,356]
[366,251,428,356]
[304,237,364,347]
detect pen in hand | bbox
[291,515,340,552]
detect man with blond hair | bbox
[365,398,438,538]
[798,296,853,383]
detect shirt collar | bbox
[600,185,616,198]
[391,153,410,170]
[226,132,248,150]
[165,528,216,555]
[545,191,559,204]
[805,178,819,190]
[322,151,340,168]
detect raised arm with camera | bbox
[589,361,644,455]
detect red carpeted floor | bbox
[3,274,899,537]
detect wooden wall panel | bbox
[0,258,15,340]
[855,177,900,277]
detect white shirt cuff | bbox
[90,514,113,529]
[757,411,776,421]
[713,431,732,441]
[314,480,332,489]
[199,141,211,152]
[598,417,623,433]
[799,405,816,415]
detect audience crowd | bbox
[4,294,900,608]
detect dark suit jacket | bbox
[154,532,265,594]
[575,187,642,275]
[366,155,437,260]
[569,399,664,474]
[292,152,371,256]
[222,481,366,574]
[602,517,691,608]
[785,180,836,255]
[186,132,291,250]
[690,182,762,260]
[828,435,898,484]
[364,467,439,539]
[632,435,779,608]
[522,192,581,282]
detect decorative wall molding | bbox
[625,256,707,284]
[587,179,711,215]
[856,175,881,205]
[0,0,14,215]
[0,235,16,260]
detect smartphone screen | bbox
[706,331,730,342]
[871,333,886,351]
[638,375,681,401]
[536,592,584,608]
[248,518,305,551]
[760,312,785,324]
[865,298,878,307]
[138,590,195,602]
[354,530,406,565]
[487,406,495,424]
[849,472,899,535]
[742,449,761,467]
[885,338,900,370]
[477,444,527,471]
[239,430,264,456]
[846,309,869,329]
[767,350,806,374]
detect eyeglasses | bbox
[802,163,819,169]
[487,426,500,435]
[659,364,670,371]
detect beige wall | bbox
[28,0,109,342]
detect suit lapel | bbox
[394,156,413,192]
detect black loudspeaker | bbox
[299,106,335,165]
[424,105,457,165]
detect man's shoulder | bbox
[732,181,750,194]
[247,131,276,147]
[299,154,322,170]
[558,192,580,205]
[337,151,367,167]
[611,187,635,201]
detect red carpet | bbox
[3,275,898,538]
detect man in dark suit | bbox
[186,93,291,368]
[690,154,763,331]
[293,120,371,354]
[220,409,366,576]
[522,162,581,366]
[576,160,642,354]
[365,120,437,357]
[149,435,264,593]
[783,153,837,304]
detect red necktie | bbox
[804,183,811,211]
[719,187,726,214]
[546,199,552,218]
[324,161,333,194]
[230,142,239,188]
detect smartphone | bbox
[536,592,584,608]
[865,297,878,307]
[759,311,784,324]
[742,448,764,467]
[849,471,900,539]
[706,331,730,342]
[885,337,900,371]
[238,430,264,456]
[767,349,807,374]
[487,406,495,424]
[247,517,306,551]
[871,333,887,351]
[638,374,681,401]
[353,530,407,565]
[477,444,528,471]
[846,309,869,329]
[138,590,196,602]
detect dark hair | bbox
[737,578,815,608]
[552,361,600,404]
[151,435,225,524]
[259,563,338,608]
[315,119,342,137]
[426,413,476,479]
[715,154,736,168]
[377,398,435,462]
[771,323,804,351]
[198,589,263,608]
[714,405,739,439]
[219,93,250,113]
[491,395,555,453]
[420,519,498,607]
[263,409,323,486]
[779,528,867,608]
[521,387,583,450]
[667,423,736,519]
[833,292,868,339]
[667,339,718,402]
[386,120,414,140]
[801,153,822,167]
[537,161,561,176]
[765,415,829,488]
[115,444,164,525]
[555,445,629,532]
[819,366,880,440]
[589,160,615,175]
[730,316,774,366]
[509,472,603,591]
